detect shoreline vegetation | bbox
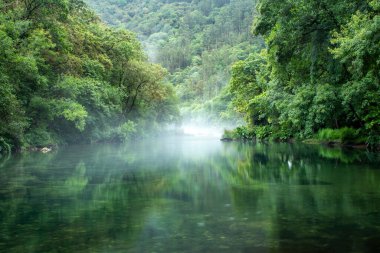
[221,126,380,151]
[224,0,380,150]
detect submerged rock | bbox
[29,144,57,153]
[41,147,52,153]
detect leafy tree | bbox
[229,51,269,126]
[0,0,179,152]
[331,0,380,145]
[224,0,379,146]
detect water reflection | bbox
[0,138,380,252]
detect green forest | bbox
[85,0,263,123]
[1,0,380,152]
[87,0,380,148]
[227,0,380,148]
[0,0,179,153]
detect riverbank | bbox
[221,127,380,151]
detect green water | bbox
[1,137,380,253]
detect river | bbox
[1,137,380,252]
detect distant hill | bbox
[85,0,263,124]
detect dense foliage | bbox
[229,0,380,147]
[0,0,179,152]
[2,0,379,151]
[85,0,263,123]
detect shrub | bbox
[120,121,137,140]
[367,131,380,150]
[317,127,358,143]
[0,137,11,154]
[24,128,59,147]
[106,121,138,143]
[253,126,271,140]
[270,126,293,141]
[222,126,256,140]
[222,129,239,139]
[235,126,255,139]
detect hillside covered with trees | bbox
[0,0,179,153]
[1,0,379,152]
[85,0,263,123]
[227,0,380,148]
[86,0,379,148]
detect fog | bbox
[172,117,240,139]
[181,124,223,138]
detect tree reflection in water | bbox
[0,138,380,252]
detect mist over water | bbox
[181,124,224,138]
[176,116,240,139]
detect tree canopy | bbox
[0,0,179,152]
[227,0,380,147]
[86,0,263,124]
[1,0,379,151]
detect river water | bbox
[1,137,380,252]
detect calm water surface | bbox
[1,137,380,253]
